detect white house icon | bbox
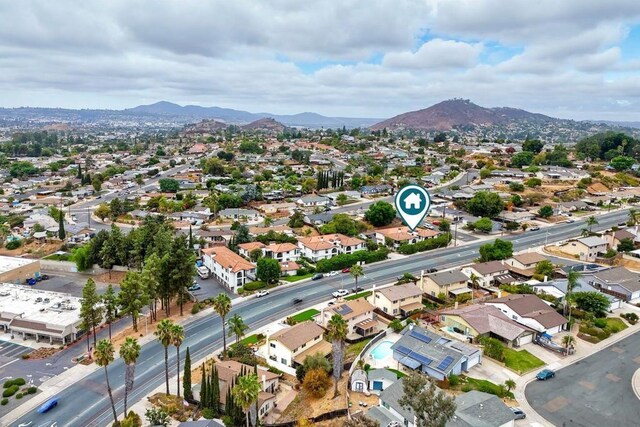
[404,192,422,209]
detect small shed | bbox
[367,369,398,394]
[350,369,368,392]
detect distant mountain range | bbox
[371,99,558,131]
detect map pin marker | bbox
[394,184,431,231]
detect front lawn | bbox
[579,317,628,344]
[503,348,545,374]
[462,377,514,399]
[240,334,259,346]
[282,273,314,282]
[288,309,320,324]
[345,291,372,301]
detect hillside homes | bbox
[321,298,377,338]
[369,283,424,317]
[420,269,471,299]
[297,234,365,262]
[266,321,330,367]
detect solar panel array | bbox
[336,305,353,316]
[409,329,432,344]
[437,355,455,371]
[411,353,433,366]
[395,345,412,356]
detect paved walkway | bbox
[514,309,640,426]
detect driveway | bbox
[190,275,239,300]
[525,331,640,426]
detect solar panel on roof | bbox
[437,355,455,371]
[409,329,432,344]
[336,305,353,316]
[409,352,433,366]
[395,345,412,356]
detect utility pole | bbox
[454,221,458,247]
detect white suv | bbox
[332,289,349,298]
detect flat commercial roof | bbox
[0,256,38,274]
[0,283,83,334]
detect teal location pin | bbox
[394,184,431,231]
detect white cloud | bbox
[383,39,483,69]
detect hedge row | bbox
[315,248,389,273]
[397,233,451,255]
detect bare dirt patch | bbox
[26,347,60,359]
[0,241,63,258]
[94,270,127,284]
[279,374,349,423]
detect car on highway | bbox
[565,219,575,223]
[37,397,59,413]
[255,290,269,298]
[342,268,351,273]
[529,226,540,231]
[311,273,324,280]
[292,298,303,304]
[536,369,555,380]
[510,408,526,420]
[332,289,349,298]
[188,283,201,291]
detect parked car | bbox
[37,397,59,413]
[188,284,201,291]
[426,268,438,273]
[342,268,351,273]
[332,289,349,298]
[565,219,575,223]
[311,273,324,280]
[510,408,526,420]
[41,274,50,280]
[351,286,364,293]
[255,290,269,298]
[529,226,540,231]
[327,271,339,277]
[292,298,303,304]
[536,369,555,380]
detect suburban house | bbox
[266,321,331,367]
[297,234,365,262]
[279,261,301,276]
[360,184,393,197]
[504,252,549,276]
[369,283,424,317]
[201,246,257,293]
[532,279,622,311]
[194,229,236,248]
[420,269,471,298]
[462,261,514,288]
[213,360,280,420]
[559,236,608,262]
[605,229,637,250]
[238,242,266,259]
[440,304,536,347]
[582,267,640,301]
[263,243,300,262]
[375,226,439,250]
[485,294,568,335]
[218,208,262,222]
[296,194,331,208]
[448,391,516,427]
[391,325,482,380]
[321,298,377,338]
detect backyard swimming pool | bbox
[370,340,394,360]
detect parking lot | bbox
[190,275,239,300]
[0,340,31,367]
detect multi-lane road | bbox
[7,208,631,427]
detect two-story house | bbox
[581,266,640,301]
[420,269,471,299]
[504,252,549,276]
[321,298,377,337]
[462,261,513,288]
[297,234,365,262]
[485,294,568,335]
[238,242,266,259]
[369,283,424,317]
[559,236,608,262]
[263,243,300,262]
[266,321,330,367]
[374,226,439,250]
[201,246,257,293]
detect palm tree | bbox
[94,339,118,424]
[155,319,174,395]
[469,273,480,303]
[504,379,516,392]
[326,314,348,398]
[228,314,249,344]
[586,216,598,233]
[350,264,364,289]
[171,324,185,397]
[213,293,232,356]
[629,208,638,226]
[232,374,262,427]
[580,228,590,237]
[565,271,582,326]
[562,334,575,349]
[119,337,141,416]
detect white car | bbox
[255,290,269,298]
[327,271,339,276]
[332,289,349,298]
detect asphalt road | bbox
[7,208,631,427]
[525,330,640,426]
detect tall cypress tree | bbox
[200,362,207,406]
[58,212,65,240]
[212,365,220,416]
[183,347,192,400]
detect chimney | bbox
[454,301,458,309]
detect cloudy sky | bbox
[2,0,640,120]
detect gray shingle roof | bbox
[427,270,469,287]
[448,391,516,427]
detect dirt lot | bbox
[95,270,127,284]
[0,241,62,258]
[279,374,349,423]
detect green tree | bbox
[538,205,554,218]
[522,139,544,154]
[525,177,542,187]
[350,264,364,288]
[618,237,635,252]
[505,221,519,231]
[610,156,635,171]
[326,314,348,397]
[438,219,451,232]
[171,324,185,397]
[288,210,305,228]
[573,291,609,317]
[155,319,174,395]
[510,151,534,168]
[58,211,65,240]
[72,245,92,271]
[92,175,103,192]
[303,352,332,373]
[336,193,348,206]
[565,270,582,322]
[228,313,249,344]
[80,278,104,351]
[398,372,457,427]
[256,258,281,284]
[472,217,493,233]
[504,379,516,392]
[119,337,141,416]
[478,239,513,262]
[95,339,118,424]
[509,182,525,192]
[534,260,555,279]
[466,191,504,218]
[159,178,180,193]
[94,203,111,222]
[389,318,404,332]
[102,284,117,340]
[364,201,396,227]
[183,347,193,401]
[232,374,262,427]
[213,294,232,356]
[249,248,263,262]
[118,271,149,332]
[586,215,598,232]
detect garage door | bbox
[466,353,481,369]
[519,333,534,345]
[372,381,383,391]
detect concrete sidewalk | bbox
[513,314,640,427]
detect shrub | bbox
[15,392,23,399]
[0,398,7,405]
[191,303,200,315]
[13,378,25,386]
[622,313,639,325]
[315,248,389,272]
[243,281,266,291]
[3,381,12,389]
[21,354,30,359]
[461,384,473,392]
[397,233,452,255]
[237,287,244,294]
[479,337,505,362]
[593,318,608,329]
[6,240,21,250]
[302,368,332,398]
[449,374,460,387]
[27,386,37,394]
[202,408,217,419]
[3,385,18,397]
[120,410,143,427]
